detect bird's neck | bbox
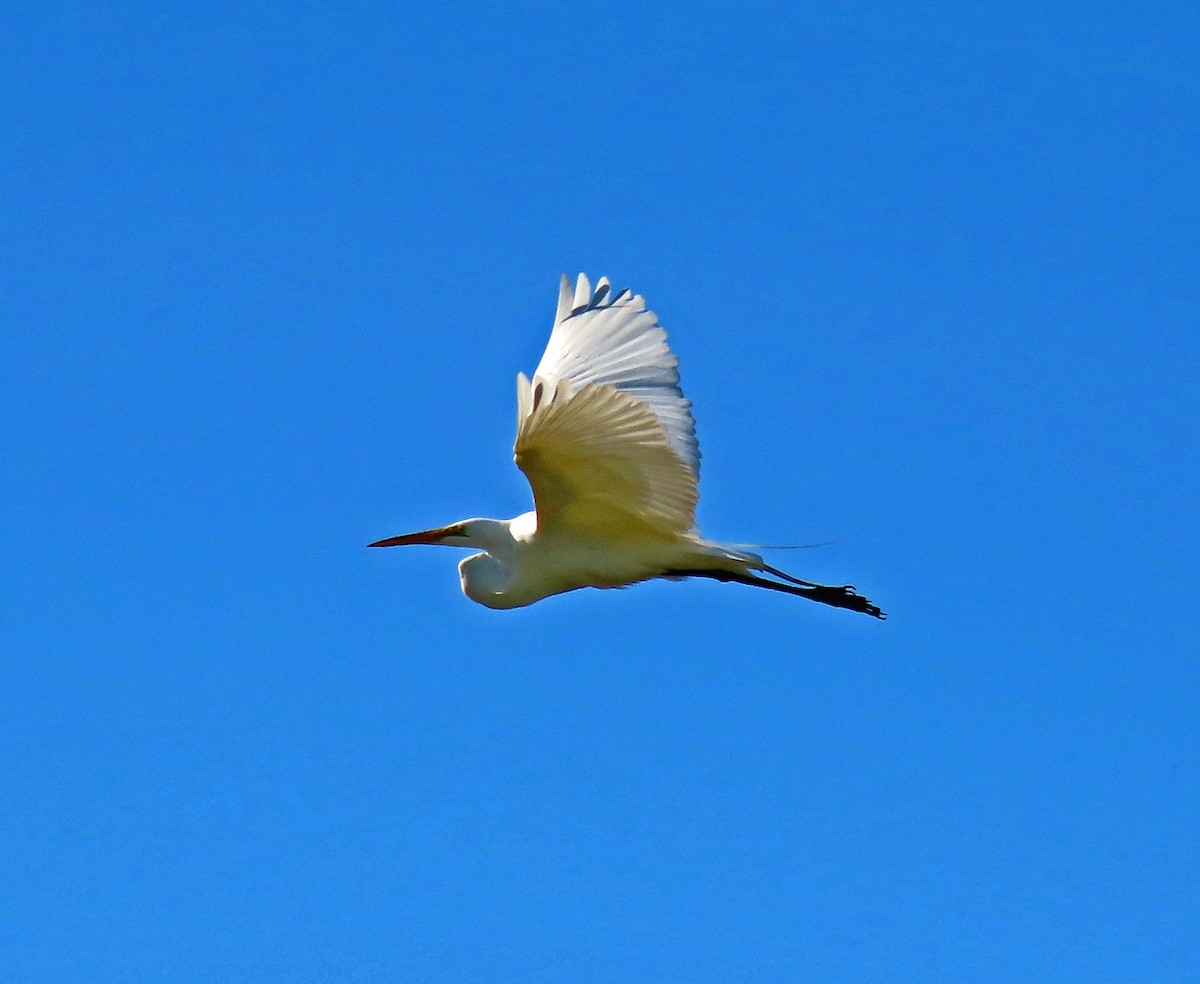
[458,517,519,555]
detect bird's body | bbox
[448,512,756,610]
[370,275,884,619]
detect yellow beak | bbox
[367,523,463,548]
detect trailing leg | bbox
[662,567,886,619]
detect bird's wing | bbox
[514,274,700,539]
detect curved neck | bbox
[456,518,517,555]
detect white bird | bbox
[370,274,884,618]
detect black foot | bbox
[807,584,886,619]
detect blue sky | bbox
[3,2,1198,981]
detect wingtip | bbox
[555,274,573,324]
[516,371,532,423]
[572,273,592,312]
[555,273,622,321]
[592,276,611,305]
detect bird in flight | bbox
[370,275,884,618]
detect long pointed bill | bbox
[367,523,464,548]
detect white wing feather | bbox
[535,273,700,477]
[514,274,701,538]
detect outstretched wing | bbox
[514,274,701,539]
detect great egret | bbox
[370,274,884,618]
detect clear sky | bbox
[3,2,1198,982]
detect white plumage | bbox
[370,274,884,618]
